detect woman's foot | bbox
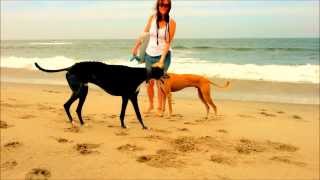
[144,106,154,114]
[156,107,164,117]
[156,110,163,117]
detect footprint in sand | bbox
[177,128,189,132]
[270,156,306,166]
[0,121,12,129]
[266,141,298,152]
[43,90,61,94]
[109,115,118,119]
[1,160,18,169]
[165,114,184,120]
[195,115,223,122]
[235,138,298,154]
[117,144,144,152]
[107,124,118,128]
[235,138,266,154]
[1,102,29,108]
[210,154,235,166]
[20,115,36,120]
[52,137,72,143]
[183,122,196,125]
[142,134,165,141]
[3,141,22,150]
[150,128,171,134]
[195,118,207,123]
[114,131,129,136]
[64,127,80,133]
[216,175,232,180]
[171,114,183,118]
[137,149,183,168]
[276,111,285,114]
[37,104,57,111]
[171,136,199,153]
[292,115,303,120]
[259,111,276,117]
[238,114,254,118]
[74,143,100,155]
[25,168,51,180]
[217,129,228,134]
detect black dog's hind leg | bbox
[64,73,80,124]
[64,92,79,124]
[120,96,129,128]
[130,93,147,129]
[76,85,88,125]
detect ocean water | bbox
[1,38,319,83]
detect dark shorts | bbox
[145,51,171,72]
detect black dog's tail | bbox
[34,62,71,73]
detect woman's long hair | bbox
[155,0,171,45]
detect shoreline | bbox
[1,67,319,105]
[1,81,318,107]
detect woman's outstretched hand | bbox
[131,47,138,56]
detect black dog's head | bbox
[150,67,164,79]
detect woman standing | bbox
[132,0,176,115]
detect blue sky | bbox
[1,0,319,40]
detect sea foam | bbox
[1,56,319,84]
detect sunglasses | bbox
[159,3,170,8]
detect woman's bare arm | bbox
[154,18,176,68]
[132,15,154,55]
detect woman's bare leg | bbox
[145,80,155,113]
[156,80,164,116]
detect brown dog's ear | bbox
[163,73,170,79]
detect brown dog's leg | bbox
[203,91,217,115]
[168,92,173,116]
[207,97,217,116]
[201,86,217,116]
[161,94,166,117]
[197,88,209,118]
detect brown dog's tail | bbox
[209,81,230,88]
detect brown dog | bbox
[159,73,230,118]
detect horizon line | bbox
[2,36,319,41]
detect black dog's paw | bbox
[142,126,148,130]
[121,125,127,129]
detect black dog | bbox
[35,62,164,129]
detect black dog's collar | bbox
[146,66,152,83]
[146,67,169,83]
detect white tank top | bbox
[145,16,172,56]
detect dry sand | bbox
[1,81,319,179]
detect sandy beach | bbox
[1,70,319,179]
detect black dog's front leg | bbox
[120,96,129,128]
[130,93,147,129]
